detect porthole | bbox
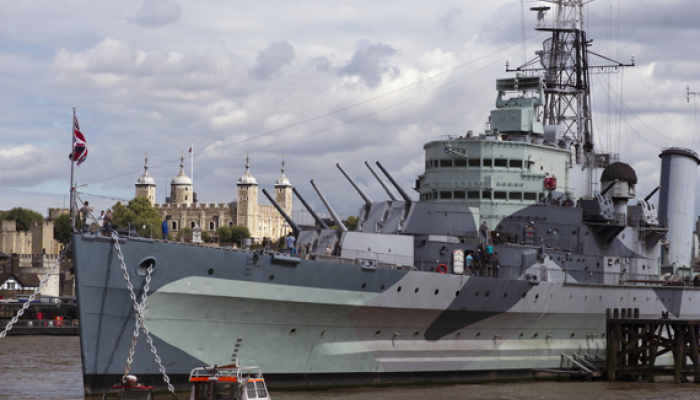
[380,285,385,291]
[584,296,587,301]
[374,330,381,337]
[475,292,480,297]
[599,296,602,301]
[570,333,575,338]
[519,333,524,338]
[633,297,636,302]
[476,332,481,338]
[535,294,539,300]
[208,269,214,275]
[522,292,527,298]
[601,333,605,338]
[456,332,461,338]
[533,333,538,338]
[269,275,274,281]
[414,331,420,336]
[455,291,460,296]
[415,288,420,293]
[503,293,508,298]
[289,328,297,336]
[362,283,367,289]
[485,291,490,297]
[397,286,402,292]
[434,289,439,295]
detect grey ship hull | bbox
[73,233,699,394]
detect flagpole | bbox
[69,107,77,230]
[190,142,194,196]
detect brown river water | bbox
[0,336,699,400]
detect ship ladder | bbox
[111,231,179,399]
[533,353,602,378]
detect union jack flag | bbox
[69,115,88,166]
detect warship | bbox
[73,1,700,394]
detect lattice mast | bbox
[510,0,633,196]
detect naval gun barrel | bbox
[600,179,619,196]
[364,161,398,201]
[292,187,330,229]
[310,180,348,232]
[375,161,413,206]
[336,163,373,207]
[644,185,662,202]
[261,189,301,236]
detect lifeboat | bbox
[189,361,270,400]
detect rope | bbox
[0,244,70,340]
[111,231,178,399]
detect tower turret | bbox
[237,152,258,230]
[274,155,293,220]
[171,152,193,206]
[135,152,157,205]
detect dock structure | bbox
[606,314,700,383]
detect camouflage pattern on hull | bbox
[73,234,695,394]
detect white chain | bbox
[0,245,70,340]
[111,231,178,399]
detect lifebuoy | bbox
[437,264,448,274]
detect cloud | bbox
[129,0,181,28]
[251,41,295,80]
[338,39,399,88]
[436,6,462,35]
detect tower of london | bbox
[135,153,293,242]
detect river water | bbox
[1,336,699,400]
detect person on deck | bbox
[162,218,169,241]
[80,201,94,232]
[465,250,474,276]
[285,232,296,255]
[480,221,491,245]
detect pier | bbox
[606,313,700,383]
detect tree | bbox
[345,216,359,231]
[202,231,212,243]
[111,197,164,239]
[216,225,250,245]
[53,214,74,245]
[1,207,44,231]
[176,227,193,242]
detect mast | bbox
[509,0,633,197]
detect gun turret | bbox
[336,163,373,207]
[261,189,301,236]
[375,161,413,206]
[310,180,348,232]
[600,179,619,196]
[292,187,329,229]
[365,161,398,201]
[645,185,661,202]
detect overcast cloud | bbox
[1,0,700,219]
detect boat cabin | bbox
[189,363,270,400]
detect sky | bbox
[1,0,700,218]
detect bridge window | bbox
[440,159,453,168]
[494,159,507,167]
[454,191,466,199]
[524,192,537,201]
[468,158,480,167]
[509,192,523,200]
[494,191,507,200]
[467,191,480,199]
[510,159,523,168]
[483,159,493,167]
[482,191,492,200]
[426,161,431,169]
[454,159,467,167]
[440,191,453,200]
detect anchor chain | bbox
[0,244,70,341]
[112,231,178,399]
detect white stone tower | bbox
[274,155,293,226]
[237,152,258,230]
[171,152,193,206]
[135,152,157,205]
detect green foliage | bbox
[202,231,212,243]
[111,197,164,239]
[345,216,359,231]
[1,207,44,231]
[53,214,73,245]
[176,227,193,242]
[216,225,251,244]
